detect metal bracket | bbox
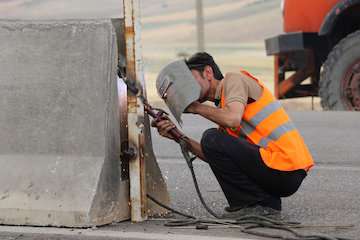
[121,141,138,161]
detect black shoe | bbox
[259,196,282,211]
[224,205,245,213]
[225,195,281,212]
[222,205,281,220]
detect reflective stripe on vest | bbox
[239,100,295,148]
[239,100,283,134]
[219,70,314,171]
[250,101,282,125]
[241,120,296,148]
[257,122,296,148]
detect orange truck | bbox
[265,0,360,110]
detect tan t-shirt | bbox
[215,72,263,105]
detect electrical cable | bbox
[146,194,195,219]
[147,194,352,240]
[145,140,353,240]
[178,139,222,219]
[120,75,353,240]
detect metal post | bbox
[196,0,205,52]
[123,0,147,222]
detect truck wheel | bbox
[320,30,360,111]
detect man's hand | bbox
[151,118,178,140]
[151,117,207,161]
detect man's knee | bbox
[201,128,222,156]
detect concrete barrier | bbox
[0,19,130,227]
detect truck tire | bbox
[319,30,360,111]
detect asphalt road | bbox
[0,111,359,240]
[150,111,360,239]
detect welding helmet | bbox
[156,60,201,125]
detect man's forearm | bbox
[194,103,239,128]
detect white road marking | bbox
[0,225,255,240]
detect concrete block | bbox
[0,19,130,227]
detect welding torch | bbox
[124,78,186,143]
[123,76,221,218]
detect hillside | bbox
[0,0,318,109]
[142,0,282,44]
[0,0,282,42]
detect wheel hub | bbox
[342,59,360,110]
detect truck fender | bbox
[319,0,360,36]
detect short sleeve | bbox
[223,73,248,105]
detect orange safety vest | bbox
[219,70,314,171]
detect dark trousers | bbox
[200,128,307,210]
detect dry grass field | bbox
[0,0,321,110]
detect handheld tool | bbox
[119,73,353,240]
[119,71,218,217]
[124,79,185,143]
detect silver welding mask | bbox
[156,60,201,125]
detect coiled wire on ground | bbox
[147,139,353,240]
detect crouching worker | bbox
[152,52,314,218]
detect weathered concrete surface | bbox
[150,112,360,240]
[0,20,130,227]
[0,111,357,239]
